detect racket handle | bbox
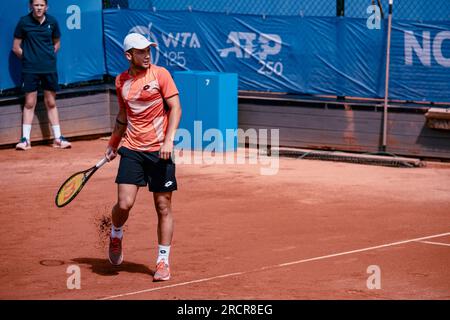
[95,157,108,168]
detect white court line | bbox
[98,231,450,300]
[98,272,244,300]
[417,240,450,247]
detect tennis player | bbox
[13,0,71,150]
[105,33,182,281]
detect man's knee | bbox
[117,197,134,213]
[23,103,36,111]
[155,200,171,217]
[23,98,37,110]
[44,91,57,109]
[44,99,57,109]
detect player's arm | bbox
[12,38,23,59]
[159,94,182,160]
[105,90,128,161]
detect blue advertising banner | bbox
[50,0,105,85]
[389,21,450,102]
[0,0,105,91]
[3,5,448,103]
[104,9,450,103]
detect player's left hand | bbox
[159,141,174,160]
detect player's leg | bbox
[42,73,71,148]
[113,183,139,228]
[153,192,174,281]
[154,191,174,246]
[109,147,146,266]
[108,183,139,266]
[16,73,38,150]
[148,155,177,280]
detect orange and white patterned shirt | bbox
[115,65,179,152]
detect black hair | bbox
[30,0,48,5]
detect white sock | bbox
[111,224,123,239]
[157,245,171,265]
[22,124,32,141]
[52,125,61,139]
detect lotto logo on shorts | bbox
[164,181,173,187]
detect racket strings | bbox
[56,173,85,207]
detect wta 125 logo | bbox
[219,32,284,76]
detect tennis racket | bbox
[55,157,108,208]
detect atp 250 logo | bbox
[219,32,284,76]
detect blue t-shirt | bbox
[14,12,61,74]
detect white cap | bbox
[123,33,157,52]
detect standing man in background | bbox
[12,0,71,150]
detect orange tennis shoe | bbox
[153,259,170,281]
[108,236,123,266]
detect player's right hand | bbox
[105,146,118,162]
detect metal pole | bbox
[381,0,393,152]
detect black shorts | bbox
[22,72,59,93]
[115,146,177,193]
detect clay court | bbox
[0,138,449,300]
